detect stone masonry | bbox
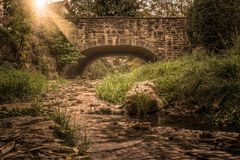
[71,17,188,59]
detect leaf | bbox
[66,156,72,160]
[72,147,79,155]
[0,141,15,154]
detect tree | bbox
[68,0,95,17]
[187,0,240,52]
[68,0,139,17]
[0,0,33,67]
[68,0,193,17]
[138,0,193,17]
[94,0,139,17]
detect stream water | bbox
[43,79,240,160]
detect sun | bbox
[34,0,47,10]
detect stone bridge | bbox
[62,17,188,78]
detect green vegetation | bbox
[187,0,240,52]
[69,0,139,17]
[96,74,133,103]
[0,27,18,58]
[0,66,46,104]
[0,101,43,119]
[41,25,82,67]
[95,108,112,115]
[94,0,139,17]
[0,0,82,74]
[84,59,114,79]
[47,78,67,91]
[50,107,90,155]
[68,0,193,17]
[124,93,158,117]
[50,109,76,146]
[97,40,240,127]
[85,57,143,79]
[0,0,33,67]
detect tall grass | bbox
[96,55,196,104]
[96,41,240,127]
[0,66,46,104]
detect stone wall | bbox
[71,17,188,59]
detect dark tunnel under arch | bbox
[63,45,158,79]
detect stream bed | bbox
[43,79,240,160]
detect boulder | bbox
[123,81,163,116]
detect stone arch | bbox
[63,45,158,78]
[79,38,155,53]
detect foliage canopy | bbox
[187,0,240,52]
[0,0,33,66]
[68,0,193,17]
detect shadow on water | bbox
[83,114,240,160]
[122,114,240,133]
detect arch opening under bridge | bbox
[63,45,157,78]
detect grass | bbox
[96,40,240,127]
[0,100,43,119]
[49,107,90,154]
[124,93,159,117]
[1,99,89,156]
[49,108,77,146]
[0,66,46,104]
[47,77,67,91]
[0,68,90,155]
[96,55,195,104]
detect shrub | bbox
[45,32,82,67]
[0,66,46,104]
[187,0,240,52]
[35,20,82,68]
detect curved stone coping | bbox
[64,17,186,20]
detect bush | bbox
[45,32,82,67]
[187,0,240,52]
[0,66,46,104]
